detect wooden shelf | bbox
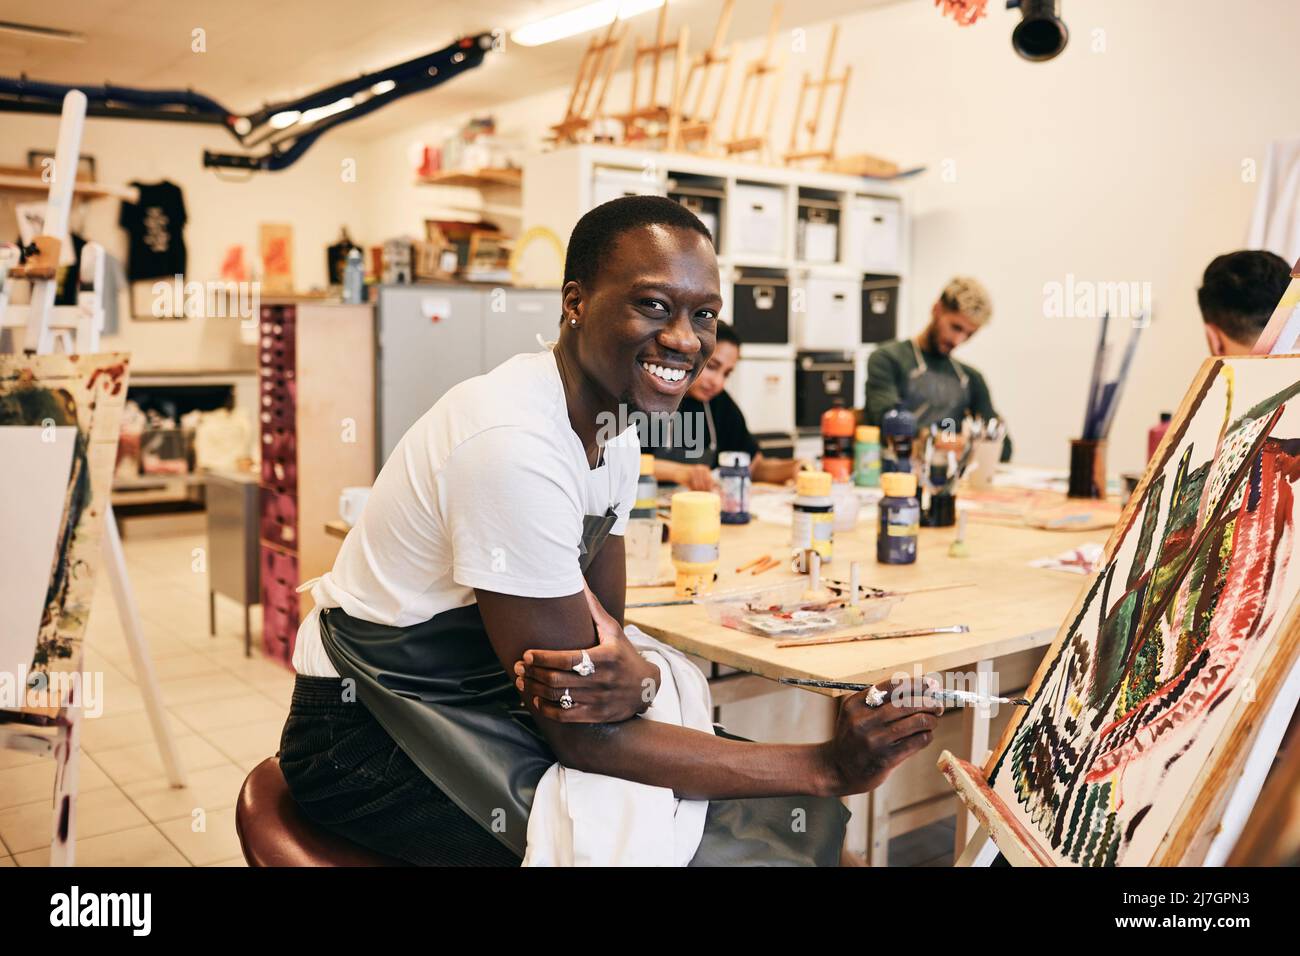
[415,167,522,189]
[0,168,135,201]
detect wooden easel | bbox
[550,20,628,145]
[719,2,785,162]
[0,90,185,867]
[784,24,851,167]
[940,355,1300,867]
[675,0,735,154]
[617,1,690,152]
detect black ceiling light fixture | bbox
[1007,0,1069,61]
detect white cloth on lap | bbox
[522,625,714,867]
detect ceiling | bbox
[0,0,906,136]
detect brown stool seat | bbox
[236,756,406,867]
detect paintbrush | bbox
[774,624,970,648]
[735,554,771,573]
[778,676,1029,706]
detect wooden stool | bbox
[235,756,406,867]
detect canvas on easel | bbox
[1252,258,1300,355]
[940,355,1300,866]
[0,353,130,720]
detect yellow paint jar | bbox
[670,490,720,597]
[792,469,834,569]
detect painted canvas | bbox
[983,356,1300,866]
[0,353,130,720]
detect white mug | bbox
[339,486,372,527]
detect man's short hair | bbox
[1197,250,1291,346]
[563,195,713,288]
[939,276,992,326]
[715,321,741,349]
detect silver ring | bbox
[573,649,596,677]
[560,689,575,710]
[863,687,887,708]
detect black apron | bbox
[903,339,972,433]
[318,507,848,865]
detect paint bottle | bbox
[881,404,917,476]
[718,450,752,525]
[853,425,881,487]
[821,400,856,483]
[670,491,720,597]
[342,248,365,304]
[1147,411,1172,461]
[791,469,834,570]
[626,454,662,584]
[633,453,658,518]
[877,472,919,565]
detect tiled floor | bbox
[0,511,954,867]
[0,513,289,867]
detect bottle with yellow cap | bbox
[791,470,834,571]
[626,454,662,584]
[853,425,881,488]
[670,491,721,596]
[877,472,919,564]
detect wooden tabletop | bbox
[625,500,1102,692]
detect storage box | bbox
[861,274,900,343]
[732,268,789,344]
[591,165,666,207]
[795,351,855,429]
[730,183,786,258]
[793,275,860,351]
[671,192,721,249]
[726,355,795,433]
[797,203,840,263]
[849,195,902,273]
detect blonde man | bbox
[864,276,1011,460]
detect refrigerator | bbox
[375,285,562,465]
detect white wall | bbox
[0,114,368,370]
[360,0,1299,475]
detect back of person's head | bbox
[1197,250,1291,347]
[938,276,993,326]
[563,195,713,289]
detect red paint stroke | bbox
[934,0,988,27]
[1085,440,1297,781]
[86,362,127,397]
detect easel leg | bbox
[841,792,869,864]
[953,658,994,858]
[867,781,891,866]
[102,506,186,788]
[955,825,997,867]
[49,700,80,866]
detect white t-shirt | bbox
[292,348,640,678]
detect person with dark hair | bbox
[642,319,805,490]
[279,195,939,866]
[1197,250,1291,354]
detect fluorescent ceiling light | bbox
[299,97,354,125]
[0,21,85,43]
[512,0,664,48]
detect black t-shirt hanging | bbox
[119,181,187,280]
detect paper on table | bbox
[0,426,76,680]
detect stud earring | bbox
[570,319,578,326]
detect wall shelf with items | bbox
[521,145,913,426]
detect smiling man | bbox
[864,275,1011,461]
[278,196,941,866]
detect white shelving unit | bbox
[521,145,913,433]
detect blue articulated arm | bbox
[0,32,496,172]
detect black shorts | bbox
[278,675,521,866]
